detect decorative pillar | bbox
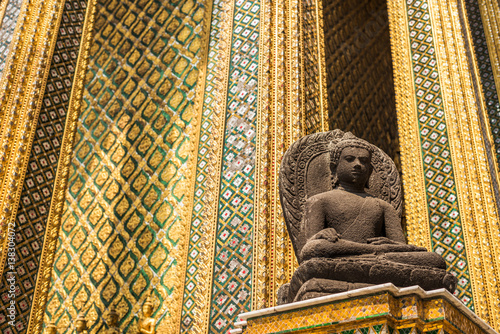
[389,0,500,328]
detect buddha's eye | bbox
[344,156,355,162]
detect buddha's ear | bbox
[365,163,374,189]
[331,172,339,189]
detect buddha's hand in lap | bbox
[368,237,427,252]
[367,237,402,245]
[310,228,339,243]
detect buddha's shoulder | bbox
[307,189,358,203]
[374,198,397,210]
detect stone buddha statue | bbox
[138,297,156,334]
[278,130,457,304]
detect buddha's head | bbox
[330,136,373,190]
[75,314,87,333]
[108,307,119,327]
[46,322,57,334]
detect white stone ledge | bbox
[233,283,497,334]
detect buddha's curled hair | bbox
[329,133,374,188]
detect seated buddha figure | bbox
[138,297,156,334]
[278,130,457,304]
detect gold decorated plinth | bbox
[231,284,497,334]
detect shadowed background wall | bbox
[322,0,400,167]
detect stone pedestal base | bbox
[232,284,497,334]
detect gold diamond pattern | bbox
[44,0,208,332]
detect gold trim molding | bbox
[314,0,329,133]
[476,0,500,115]
[27,0,98,331]
[190,0,235,333]
[387,0,432,250]
[299,0,329,134]
[167,0,214,332]
[252,0,305,310]
[0,0,77,278]
[252,0,271,311]
[457,0,500,191]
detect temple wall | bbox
[42,0,211,332]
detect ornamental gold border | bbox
[476,0,500,120]
[0,0,74,279]
[429,0,500,328]
[191,0,234,333]
[252,0,271,311]
[26,0,98,331]
[314,0,328,133]
[286,0,302,282]
[298,0,328,135]
[252,0,304,309]
[268,0,288,309]
[283,0,301,296]
[386,0,432,250]
[162,0,214,332]
[457,0,500,193]
[286,0,302,148]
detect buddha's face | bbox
[336,147,371,188]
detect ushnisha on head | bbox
[329,135,374,191]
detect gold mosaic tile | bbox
[399,296,419,320]
[443,300,484,334]
[423,299,444,321]
[246,294,391,333]
[241,291,491,334]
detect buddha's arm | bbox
[302,197,336,241]
[382,202,406,243]
[301,238,426,262]
[143,322,155,334]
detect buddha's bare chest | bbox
[323,196,384,239]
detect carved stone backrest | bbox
[279,130,403,260]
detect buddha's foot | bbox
[285,256,457,304]
[296,279,372,302]
[277,280,373,305]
